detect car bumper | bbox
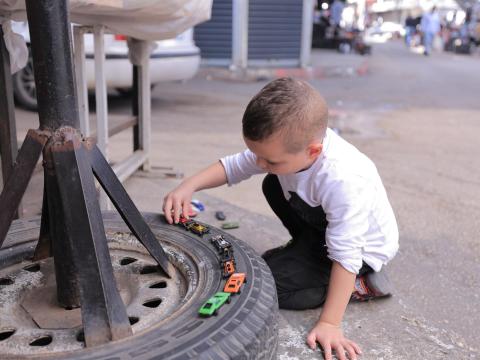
[84,51,200,90]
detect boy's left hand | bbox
[306,321,361,360]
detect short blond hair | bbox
[242,77,328,153]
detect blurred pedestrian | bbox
[330,0,345,38]
[420,6,441,55]
[404,14,416,47]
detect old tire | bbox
[0,212,279,359]
[12,47,38,111]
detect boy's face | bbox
[244,133,323,175]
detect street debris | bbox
[215,211,226,221]
[221,222,239,230]
[191,199,205,211]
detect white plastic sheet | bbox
[0,0,212,40]
[1,19,27,73]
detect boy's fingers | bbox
[182,202,190,220]
[173,199,182,223]
[349,341,362,355]
[322,344,332,360]
[163,197,173,224]
[335,344,347,360]
[344,344,357,360]
[306,333,316,350]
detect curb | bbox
[198,60,370,83]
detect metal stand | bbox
[72,26,152,210]
[0,0,170,348]
[0,27,22,218]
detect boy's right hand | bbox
[163,184,195,224]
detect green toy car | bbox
[198,292,231,317]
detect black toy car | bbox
[210,235,232,254]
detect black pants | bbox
[262,174,371,310]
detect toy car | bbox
[222,259,236,278]
[210,235,232,254]
[219,249,234,263]
[187,222,209,236]
[180,218,209,236]
[198,292,231,317]
[224,273,246,294]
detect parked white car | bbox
[11,21,200,110]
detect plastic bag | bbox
[1,19,28,73]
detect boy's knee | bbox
[277,287,327,310]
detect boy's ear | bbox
[307,142,323,158]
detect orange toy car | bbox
[224,273,246,294]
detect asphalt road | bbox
[10,40,480,359]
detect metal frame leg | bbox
[89,143,171,277]
[0,130,48,247]
[74,26,90,136]
[33,179,52,260]
[52,136,132,346]
[93,25,111,210]
[0,26,22,218]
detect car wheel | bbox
[12,48,38,111]
[115,87,133,97]
[0,212,279,359]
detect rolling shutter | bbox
[248,0,303,64]
[194,0,232,61]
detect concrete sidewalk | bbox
[8,43,479,359]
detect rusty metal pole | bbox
[25,0,79,131]
[25,0,80,308]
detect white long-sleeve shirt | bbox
[220,128,399,274]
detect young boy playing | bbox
[163,78,399,360]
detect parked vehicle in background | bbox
[11,21,200,110]
[364,21,406,43]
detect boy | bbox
[163,78,399,360]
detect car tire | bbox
[12,48,38,111]
[116,87,133,97]
[0,212,279,360]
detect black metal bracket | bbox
[0,127,171,346]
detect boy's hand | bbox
[163,184,194,224]
[306,321,361,360]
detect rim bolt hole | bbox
[142,298,162,308]
[149,281,167,289]
[23,263,41,272]
[76,330,84,343]
[0,278,14,286]
[129,316,140,325]
[0,329,16,341]
[29,335,52,347]
[140,265,159,275]
[120,257,138,266]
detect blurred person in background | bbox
[330,0,345,37]
[404,13,417,47]
[421,6,441,55]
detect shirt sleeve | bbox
[323,177,373,274]
[220,149,266,186]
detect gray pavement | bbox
[9,40,480,359]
